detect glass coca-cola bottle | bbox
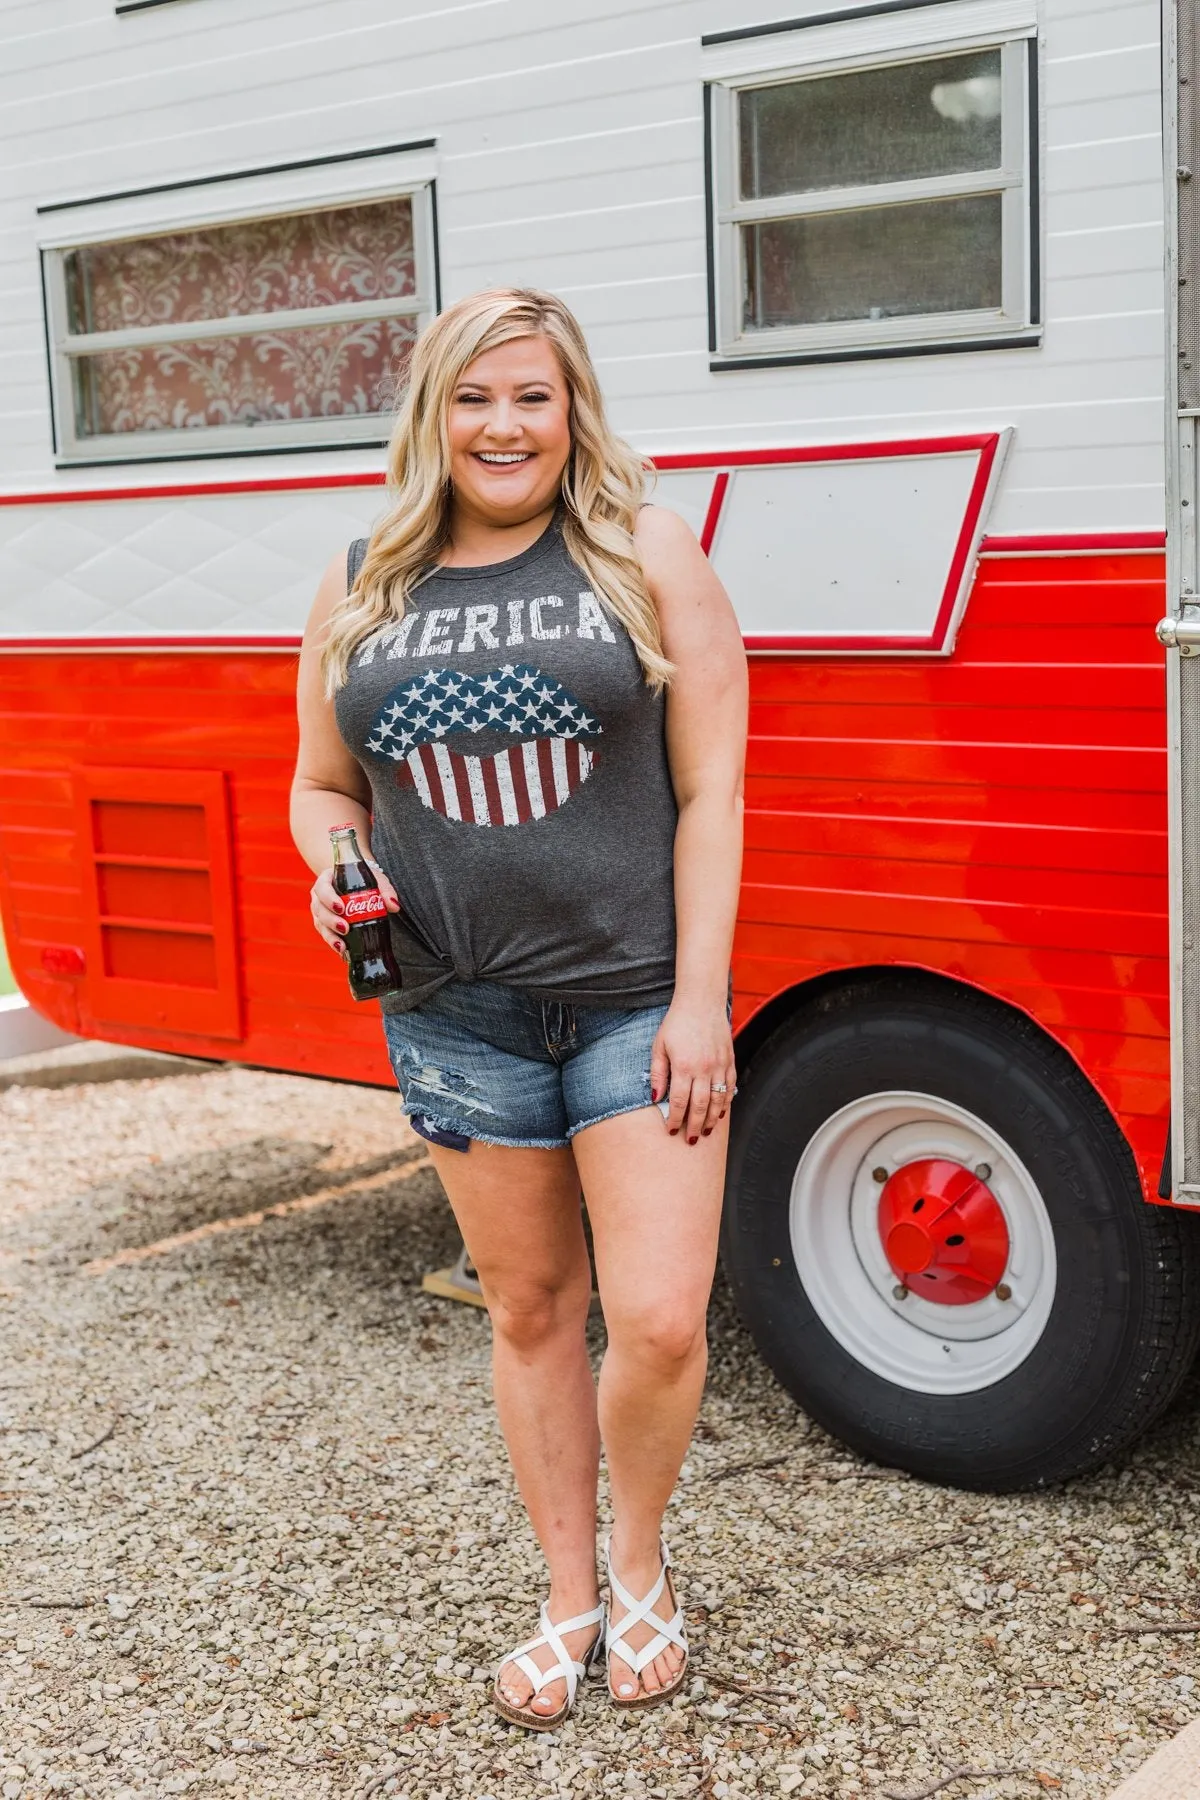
[329,825,403,1001]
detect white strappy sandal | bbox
[604,1538,689,1710]
[492,1600,606,1731]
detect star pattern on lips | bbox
[363,664,603,761]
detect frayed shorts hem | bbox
[406,1107,570,1151]
[454,1127,570,1151]
[566,1099,659,1141]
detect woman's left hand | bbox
[650,999,736,1145]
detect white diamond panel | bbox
[0,477,719,643]
[0,488,393,640]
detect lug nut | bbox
[995,1282,1012,1301]
[892,1284,909,1301]
[872,1166,889,1183]
[974,1162,992,1180]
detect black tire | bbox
[722,976,1200,1490]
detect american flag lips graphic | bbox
[365,664,603,828]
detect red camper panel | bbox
[0,537,1170,1203]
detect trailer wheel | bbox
[722,978,1200,1490]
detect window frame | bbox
[704,6,1039,367]
[36,142,439,467]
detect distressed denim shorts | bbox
[381,977,670,1151]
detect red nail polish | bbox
[337,922,348,934]
[650,1088,659,1103]
[669,1128,679,1136]
[702,1129,712,1137]
[688,1136,698,1146]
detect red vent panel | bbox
[91,798,210,860]
[75,767,242,1039]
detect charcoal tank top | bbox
[333,516,678,1014]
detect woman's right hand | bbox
[310,863,400,957]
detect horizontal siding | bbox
[0,547,1173,1204]
[0,645,394,1082]
[0,0,1167,536]
[735,548,1170,1202]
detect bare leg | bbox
[424,1140,601,1718]
[572,1107,726,1700]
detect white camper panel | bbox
[0,0,1166,642]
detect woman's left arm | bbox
[636,505,749,1145]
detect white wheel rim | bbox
[789,1090,1057,1395]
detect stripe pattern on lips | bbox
[364,664,603,829]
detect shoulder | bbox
[632,504,703,587]
[633,503,697,556]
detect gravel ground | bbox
[3,1065,1200,1800]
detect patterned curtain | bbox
[64,199,418,437]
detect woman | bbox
[291,288,747,1729]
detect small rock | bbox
[210,1761,238,1785]
[79,1736,110,1757]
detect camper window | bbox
[706,32,1036,365]
[39,168,437,464]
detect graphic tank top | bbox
[334,516,678,1014]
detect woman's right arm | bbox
[290,548,399,957]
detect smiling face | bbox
[446,335,573,532]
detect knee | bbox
[487,1277,588,1354]
[609,1304,707,1375]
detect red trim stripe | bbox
[699,471,729,555]
[0,437,997,508]
[0,472,386,507]
[0,636,305,651]
[981,531,1166,553]
[924,431,1001,653]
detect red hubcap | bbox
[877,1158,1009,1305]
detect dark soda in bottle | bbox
[329,825,403,1001]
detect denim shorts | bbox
[381,978,670,1151]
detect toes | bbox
[609,1652,639,1700]
[641,1658,662,1694]
[530,1680,566,1716]
[498,1662,533,1709]
[655,1649,677,1687]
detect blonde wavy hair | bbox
[321,287,671,694]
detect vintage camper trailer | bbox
[1,0,1194,1490]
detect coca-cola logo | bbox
[343,889,387,923]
